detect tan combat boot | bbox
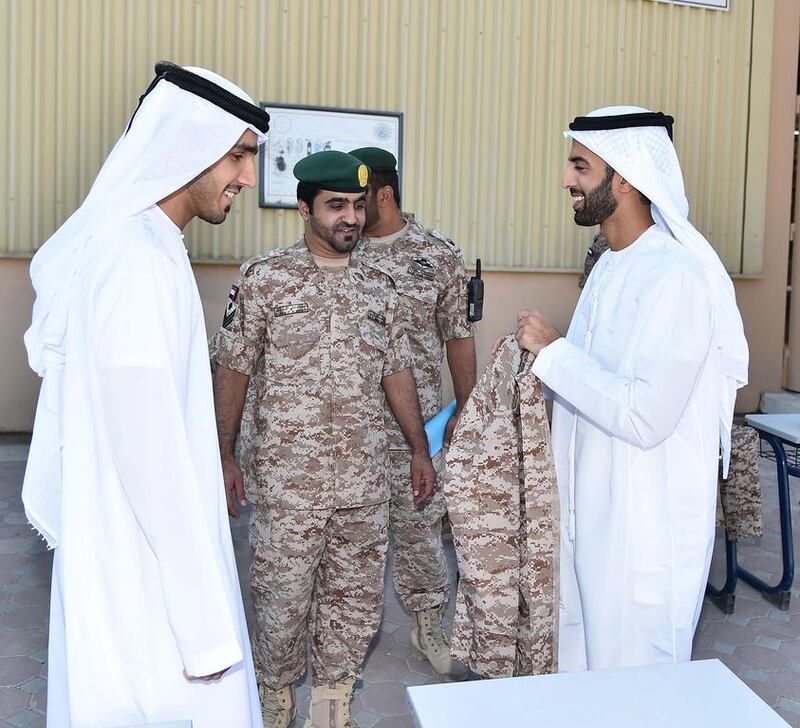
[410,605,468,681]
[304,677,356,728]
[261,684,296,728]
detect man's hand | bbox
[222,457,247,518]
[443,410,461,449]
[382,368,435,502]
[213,365,250,516]
[515,310,561,355]
[410,449,437,507]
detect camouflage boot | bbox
[410,605,468,681]
[261,684,296,728]
[304,678,356,728]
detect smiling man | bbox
[211,150,436,728]
[22,62,268,727]
[514,106,748,671]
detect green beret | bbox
[293,151,369,192]
[349,147,397,172]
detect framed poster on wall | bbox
[259,103,403,208]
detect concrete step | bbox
[760,390,800,413]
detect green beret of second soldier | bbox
[349,147,397,173]
[293,150,369,191]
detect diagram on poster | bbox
[259,103,403,208]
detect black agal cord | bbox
[126,61,270,135]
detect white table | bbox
[746,413,800,444]
[406,660,788,727]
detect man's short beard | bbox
[188,172,227,225]
[330,236,359,253]
[198,210,227,225]
[309,215,360,253]
[574,165,617,227]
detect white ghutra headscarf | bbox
[23,65,267,547]
[565,105,749,475]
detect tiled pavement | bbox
[0,436,50,728]
[2,436,800,727]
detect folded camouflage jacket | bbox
[443,336,559,678]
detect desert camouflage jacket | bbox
[443,335,559,678]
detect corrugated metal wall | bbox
[1,0,767,272]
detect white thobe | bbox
[43,206,261,727]
[532,225,720,671]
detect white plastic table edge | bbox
[745,413,800,444]
[406,659,789,728]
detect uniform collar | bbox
[359,211,419,261]
[297,236,365,277]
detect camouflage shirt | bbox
[352,214,475,449]
[211,239,412,510]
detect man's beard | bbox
[363,194,379,233]
[574,168,617,226]
[188,173,228,225]
[309,216,361,253]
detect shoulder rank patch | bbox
[275,302,309,317]
[241,248,288,277]
[222,284,239,329]
[367,310,387,327]
[426,227,462,258]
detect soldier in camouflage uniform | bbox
[444,335,559,678]
[211,152,436,728]
[349,148,477,680]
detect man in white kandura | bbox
[22,62,268,727]
[515,106,749,671]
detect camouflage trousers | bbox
[388,450,449,612]
[249,501,389,689]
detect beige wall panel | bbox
[735,0,799,411]
[1,2,12,252]
[741,0,774,275]
[2,0,765,273]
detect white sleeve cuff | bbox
[530,337,570,383]
[182,639,243,678]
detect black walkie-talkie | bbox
[467,258,484,322]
